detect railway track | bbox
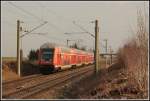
[3,65,94,99]
[3,65,89,95]
[3,74,48,95]
[3,74,42,85]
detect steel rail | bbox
[3,65,94,99]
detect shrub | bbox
[117,8,148,98]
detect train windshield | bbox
[42,49,54,60]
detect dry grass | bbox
[2,60,40,81]
[117,9,148,98]
[2,64,19,81]
[54,63,131,99]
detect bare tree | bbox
[117,7,148,98]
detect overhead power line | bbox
[8,2,45,22]
[37,2,96,35]
[36,2,66,33]
[29,33,48,35]
[64,32,87,34]
[8,2,65,34]
[73,21,95,38]
[37,2,90,34]
[20,21,48,38]
[41,35,66,43]
[37,2,72,22]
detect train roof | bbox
[40,42,60,49]
[40,42,94,55]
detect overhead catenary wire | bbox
[37,2,66,20]
[72,21,110,51]
[36,2,98,38]
[37,2,79,23]
[9,1,65,34]
[2,4,29,21]
[73,21,95,38]
[37,2,93,35]
[20,21,48,38]
[35,3,116,44]
[5,2,102,50]
[36,2,66,34]
[41,35,66,45]
[8,2,45,23]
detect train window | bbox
[42,53,53,60]
[41,48,54,61]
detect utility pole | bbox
[95,20,99,74]
[104,39,108,67]
[17,20,21,76]
[67,39,70,47]
[20,49,23,70]
[16,21,47,77]
[109,46,113,64]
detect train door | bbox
[57,53,61,65]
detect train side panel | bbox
[53,47,62,70]
[38,43,94,74]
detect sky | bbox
[1,1,149,57]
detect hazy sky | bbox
[1,1,149,57]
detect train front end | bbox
[38,48,55,74]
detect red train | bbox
[38,43,94,74]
